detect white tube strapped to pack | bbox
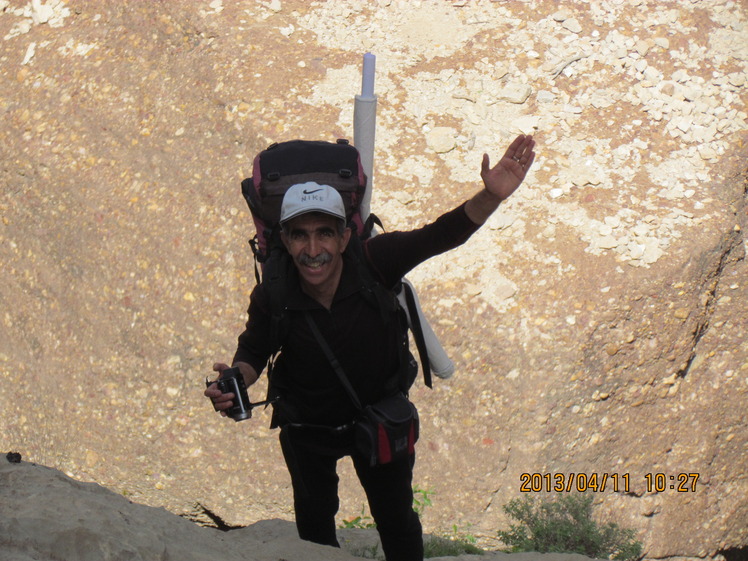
[353,53,455,379]
[354,52,377,221]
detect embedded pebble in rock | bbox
[497,83,533,104]
[561,18,583,34]
[426,127,457,154]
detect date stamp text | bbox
[519,472,700,493]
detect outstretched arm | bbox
[464,134,535,225]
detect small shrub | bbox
[497,493,642,561]
[424,526,485,557]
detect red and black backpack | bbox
[241,138,375,277]
[240,139,432,391]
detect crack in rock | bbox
[676,229,745,379]
[180,502,243,531]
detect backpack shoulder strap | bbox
[262,242,293,351]
[400,282,432,389]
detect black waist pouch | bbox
[304,313,420,467]
[355,393,419,467]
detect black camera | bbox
[207,367,252,422]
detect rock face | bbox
[2,459,604,561]
[0,459,375,561]
[0,1,746,560]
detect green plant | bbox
[340,504,377,529]
[497,493,643,561]
[339,485,435,530]
[339,485,486,558]
[447,523,479,546]
[412,485,434,518]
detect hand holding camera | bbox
[206,366,253,421]
[205,362,274,422]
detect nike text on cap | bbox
[280,182,346,225]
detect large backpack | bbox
[242,139,372,269]
[240,139,432,389]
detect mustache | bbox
[297,252,333,267]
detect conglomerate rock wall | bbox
[1,1,746,559]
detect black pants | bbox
[279,425,423,561]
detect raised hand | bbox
[480,134,536,202]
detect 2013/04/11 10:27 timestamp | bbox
[519,473,700,493]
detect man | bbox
[205,134,536,560]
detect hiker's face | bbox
[281,213,351,294]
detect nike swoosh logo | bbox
[302,189,324,194]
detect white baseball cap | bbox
[280,182,346,225]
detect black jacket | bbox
[233,203,480,427]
